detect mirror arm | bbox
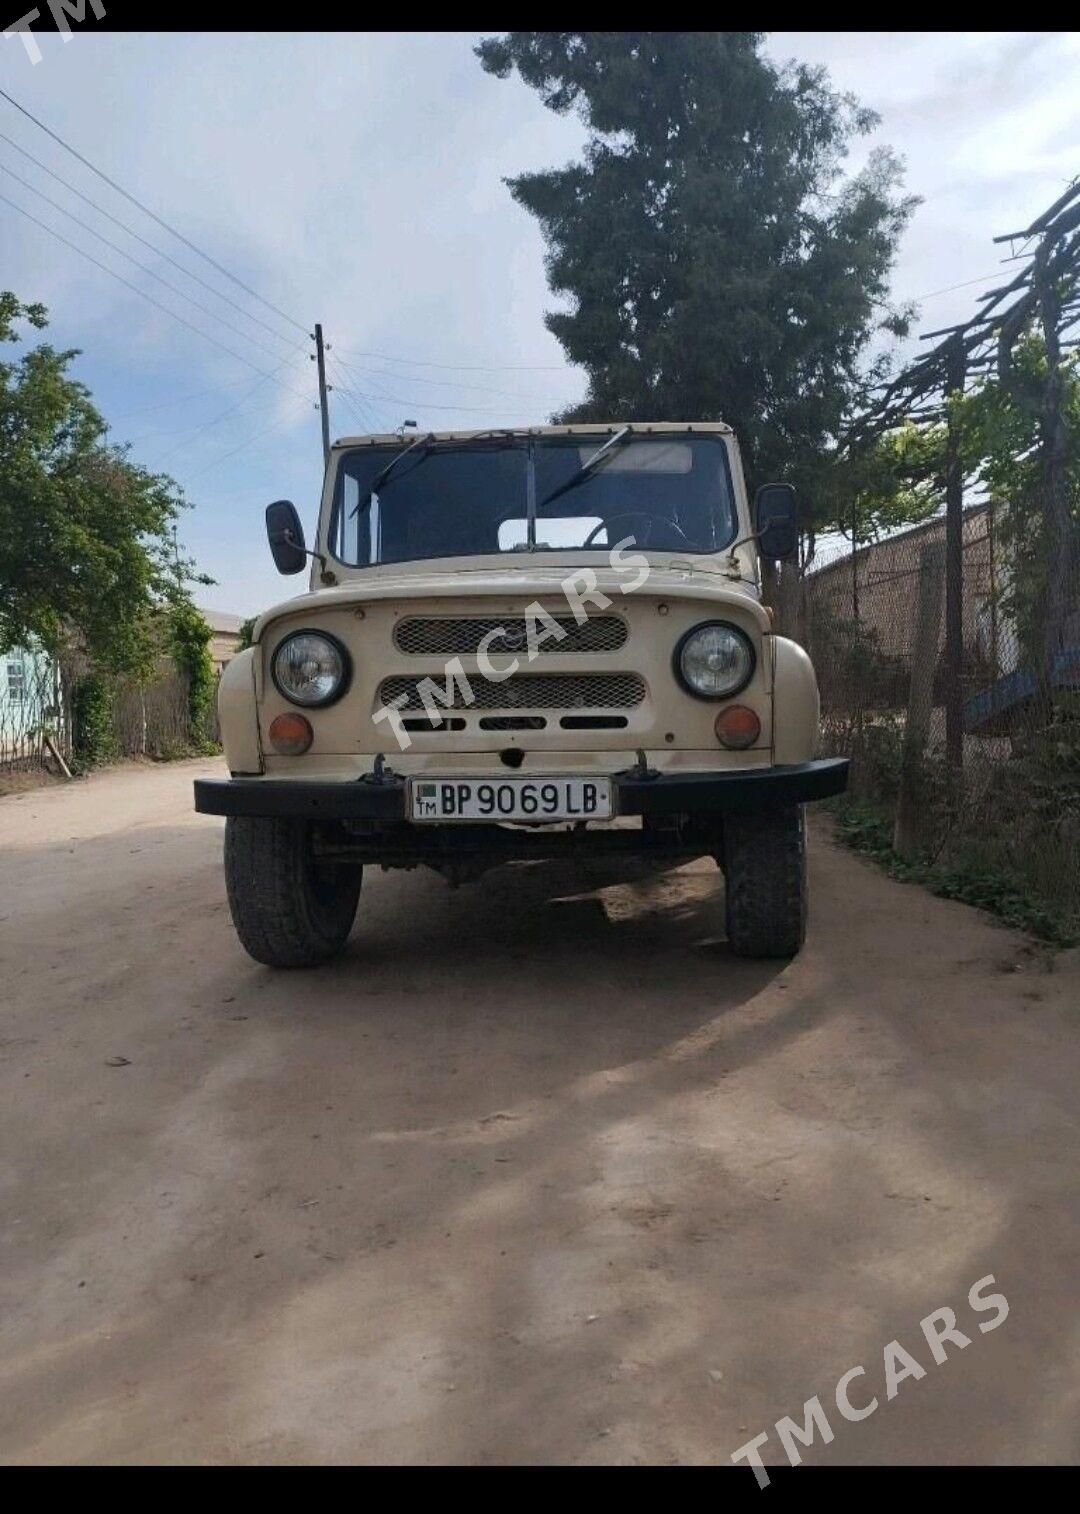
[725,528,762,567]
[284,530,337,584]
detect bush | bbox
[71,673,119,771]
[167,601,218,753]
[828,795,1077,947]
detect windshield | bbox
[328,433,737,567]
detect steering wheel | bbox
[582,512,692,549]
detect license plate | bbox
[409,776,613,823]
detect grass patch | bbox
[826,796,1078,948]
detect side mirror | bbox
[266,500,308,575]
[754,483,799,560]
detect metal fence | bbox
[802,504,1080,938]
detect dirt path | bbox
[1,757,1077,1466]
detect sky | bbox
[1,29,1078,614]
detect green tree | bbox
[477,32,916,507]
[818,418,947,552]
[0,291,204,674]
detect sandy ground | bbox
[1,756,1077,1467]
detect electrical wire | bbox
[329,344,570,373]
[0,188,315,397]
[184,396,312,481]
[0,86,310,339]
[332,352,574,404]
[0,126,303,351]
[0,159,298,365]
[328,370,387,435]
[153,351,310,466]
[111,377,256,420]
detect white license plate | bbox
[409,776,613,824]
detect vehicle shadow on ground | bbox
[4,823,835,1461]
[18,823,1073,1464]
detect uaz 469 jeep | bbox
[195,423,847,967]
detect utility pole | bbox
[313,323,331,467]
[171,524,183,594]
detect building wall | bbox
[0,645,62,768]
[208,631,241,674]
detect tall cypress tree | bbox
[477,32,916,503]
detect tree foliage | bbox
[816,419,947,551]
[956,337,1080,666]
[167,599,217,749]
[477,31,917,506]
[0,291,205,674]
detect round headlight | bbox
[675,621,755,699]
[272,630,350,708]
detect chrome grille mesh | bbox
[377,672,646,712]
[393,614,627,656]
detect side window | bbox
[7,661,26,703]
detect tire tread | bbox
[723,805,807,959]
[224,816,360,968]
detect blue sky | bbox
[2,30,1078,614]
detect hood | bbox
[252,557,765,641]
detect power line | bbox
[0,126,302,352]
[328,374,382,433]
[0,85,310,339]
[0,187,313,388]
[0,159,298,366]
[185,396,311,481]
[331,381,558,416]
[330,356,561,418]
[153,352,309,466]
[333,352,574,404]
[910,269,1018,303]
[326,359,392,434]
[330,344,571,373]
[111,377,255,420]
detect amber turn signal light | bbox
[714,704,761,749]
[269,712,314,755]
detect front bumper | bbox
[194,758,848,821]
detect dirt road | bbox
[1,757,1077,1465]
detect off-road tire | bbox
[722,805,807,959]
[224,816,362,968]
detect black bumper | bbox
[194,758,848,822]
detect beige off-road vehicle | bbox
[195,423,847,967]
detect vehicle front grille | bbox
[377,672,646,712]
[393,614,628,656]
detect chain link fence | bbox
[802,503,1080,940]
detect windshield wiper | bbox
[534,425,632,514]
[349,431,436,518]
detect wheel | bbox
[722,805,807,959]
[223,816,362,968]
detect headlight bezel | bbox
[271,628,352,709]
[673,620,756,701]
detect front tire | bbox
[224,816,362,968]
[722,805,807,959]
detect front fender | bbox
[771,635,820,765]
[217,646,262,775]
